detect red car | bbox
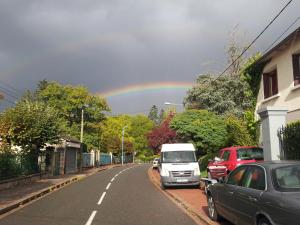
[207,146,263,180]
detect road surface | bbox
[0,164,198,225]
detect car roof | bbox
[221,146,261,151]
[241,161,300,169]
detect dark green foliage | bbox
[278,121,300,160]
[170,110,228,155]
[0,147,21,180]
[148,105,159,125]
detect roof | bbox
[246,160,300,169]
[256,26,300,65]
[161,143,195,152]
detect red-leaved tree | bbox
[147,113,177,154]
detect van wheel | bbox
[161,182,166,190]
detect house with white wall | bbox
[256,26,300,122]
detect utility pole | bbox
[121,125,127,166]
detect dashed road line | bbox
[97,192,106,205]
[85,210,97,225]
[106,182,111,190]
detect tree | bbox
[184,74,252,117]
[148,105,159,125]
[129,115,154,156]
[170,110,228,155]
[147,113,177,154]
[100,115,134,154]
[158,109,165,125]
[34,81,110,149]
[0,99,62,173]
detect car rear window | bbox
[237,148,264,160]
[273,165,300,191]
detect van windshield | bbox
[162,151,197,163]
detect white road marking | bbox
[85,210,97,225]
[97,192,106,205]
[111,177,115,182]
[106,182,111,190]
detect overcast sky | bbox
[0,0,299,114]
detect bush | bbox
[225,115,255,146]
[0,147,21,180]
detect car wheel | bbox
[258,217,272,225]
[207,194,220,221]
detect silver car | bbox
[207,161,300,225]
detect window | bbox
[263,69,278,99]
[222,151,230,161]
[292,54,300,86]
[273,165,300,191]
[241,166,266,190]
[226,166,247,186]
[162,151,197,163]
[237,148,264,160]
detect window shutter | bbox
[272,70,278,95]
[263,73,270,98]
[293,54,300,85]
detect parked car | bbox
[206,161,300,225]
[160,143,200,189]
[152,158,160,169]
[207,146,263,180]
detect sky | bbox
[0,0,299,114]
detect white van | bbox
[160,143,200,188]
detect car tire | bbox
[258,217,272,225]
[207,194,220,221]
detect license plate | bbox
[177,179,188,183]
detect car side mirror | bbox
[214,157,221,162]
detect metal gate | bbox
[65,148,77,173]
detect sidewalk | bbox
[0,164,119,215]
[148,168,232,225]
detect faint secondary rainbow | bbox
[98,82,194,98]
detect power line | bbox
[214,0,294,81]
[0,87,19,100]
[0,80,23,96]
[262,16,300,55]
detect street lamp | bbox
[121,125,128,166]
[80,104,89,143]
[164,102,185,112]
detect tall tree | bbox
[34,81,110,149]
[148,105,159,125]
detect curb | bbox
[0,164,121,216]
[148,168,215,225]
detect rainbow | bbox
[98,81,194,98]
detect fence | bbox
[278,121,300,160]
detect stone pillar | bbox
[257,106,288,161]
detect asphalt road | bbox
[0,164,198,225]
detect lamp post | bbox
[121,125,128,166]
[80,104,89,143]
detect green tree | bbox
[0,100,62,173]
[148,105,159,125]
[129,115,154,156]
[34,81,110,149]
[100,115,134,154]
[170,110,228,155]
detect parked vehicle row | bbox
[207,161,300,225]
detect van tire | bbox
[161,182,166,190]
